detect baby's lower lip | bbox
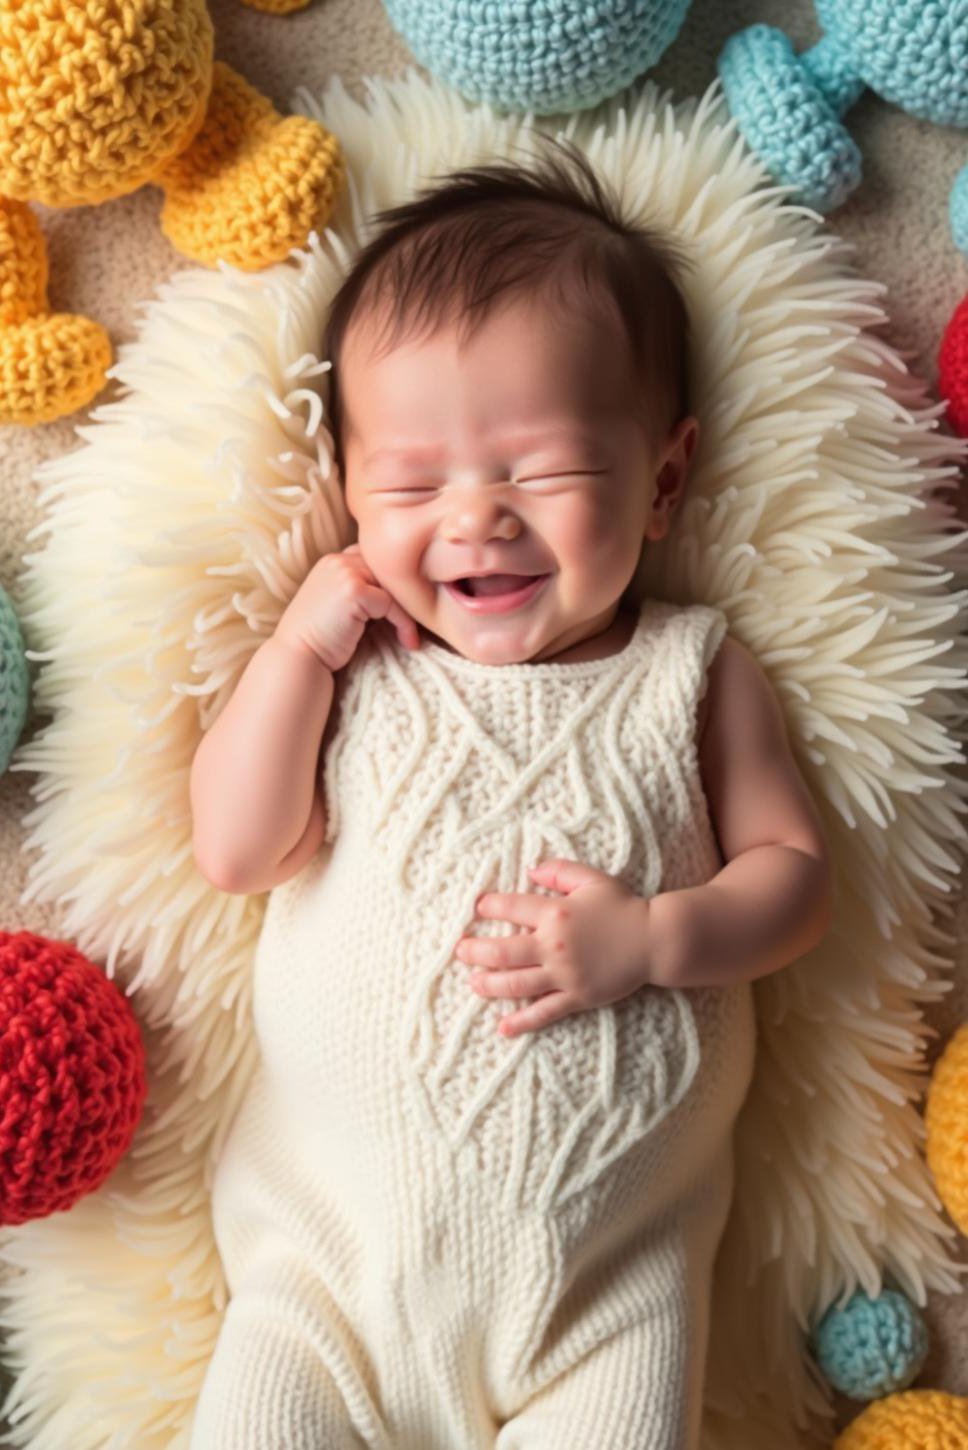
[442,575,550,614]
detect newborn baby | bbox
[189,137,832,1450]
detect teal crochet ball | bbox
[717,24,863,214]
[381,0,691,114]
[810,1289,930,1402]
[952,165,968,256]
[718,0,968,215]
[814,0,968,124]
[0,585,29,776]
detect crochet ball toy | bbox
[938,138,968,438]
[953,166,968,257]
[832,1389,968,1448]
[0,932,147,1225]
[939,296,968,439]
[381,0,691,115]
[0,585,29,776]
[717,0,968,214]
[810,1289,930,1401]
[924,1020,968,1237]
[821,1018,968,1440]
[0,0,345,427]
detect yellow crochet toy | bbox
[0,0,345,427]
[831,1023,968,1448]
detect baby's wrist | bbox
[646,888,697,989]
[271,627,333,675]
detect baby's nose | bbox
[441,504,523,541]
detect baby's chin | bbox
[417,625,542,663]
[420,628,553,664]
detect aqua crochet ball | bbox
[810,1289,930,1402]
[717,23,863,214]
[0,583,30,775]
[952,165,968,256]
[718,1,968,216]
[815,0,968,125]
[381,0,690,115]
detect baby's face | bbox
[338,294,696,664]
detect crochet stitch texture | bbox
[717,0,968,214]
[0,0,214,206]
[0,0,345,424]
[382,0,690,114]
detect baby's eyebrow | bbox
[362,426,602,469]
[362,445,440,467]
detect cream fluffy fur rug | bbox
[3,69,968,1449]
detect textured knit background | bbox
[1,0,967,1440]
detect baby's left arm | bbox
[653,634,833,989]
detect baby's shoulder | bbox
[698,631,782,753]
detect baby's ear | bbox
[655,414,699,472]
[641,413,699,540]
[680,415,700,464]
[660,413,699,466]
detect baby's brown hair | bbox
[321,136,695,483]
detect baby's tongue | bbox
[466,573,535,597]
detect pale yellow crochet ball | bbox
[0,0,214,206]
[834,1388,968,1447]
[925,1020,968,1236]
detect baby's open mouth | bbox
[453,574,544,597]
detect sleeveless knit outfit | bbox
[190,597,758,1450]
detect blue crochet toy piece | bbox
[809,1288,930,1402]
[952,165,968,256]
[0,583,30,777]
[718,0,968,215]
[381,0,690,115]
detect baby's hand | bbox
[454,859,671,1037]
[276,543,420,673]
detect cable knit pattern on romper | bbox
[190,597,759,1450]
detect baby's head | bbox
[322,137,696,664]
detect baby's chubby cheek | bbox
[356,540,426,617]
[553,528,627,603]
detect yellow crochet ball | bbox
[834,1388,968,1447]
[925,1020,968,1236]
[0,0,214,207]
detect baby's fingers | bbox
[386,599,421,649]
[359,582,420,649]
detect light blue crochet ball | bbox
[0,584,30,777]
[809,1289,930,1402]
[815,0,968,126]
[952,165,968,256]
[718,0,968,215]
[717,24,863,214]
[381,0,691,115]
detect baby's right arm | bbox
[190,635,335,895]
[190,543,420,895]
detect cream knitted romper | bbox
[191,597,758,1450]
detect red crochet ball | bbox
[938,293,968,438]
[0,931,147,1225]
